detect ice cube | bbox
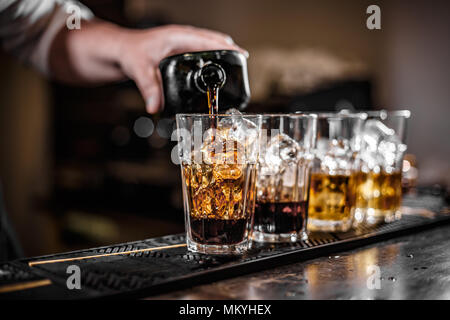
[219,110,258,143]
[264,133,300,167]
[201,137,245,165]
[378,136,407,169]
[225,108,242,115]
[213,163,243,180]
[315,138,330,159]
[360,119,406,170]
[362,120,395,153]
[219,108,243,131]
[215,111,259,163]
[319,139,353,174]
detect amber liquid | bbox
[254,201,308,234]
[355,171,402,222]
[308,173,356,221]
[182,162,254,245]
[207,85,219,116]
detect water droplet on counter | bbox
[388,277,396,282]
[406,254,414,258]
[285,290,304,297]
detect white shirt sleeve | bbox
[0,0,94,76]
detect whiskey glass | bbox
[355,110,410,225]
[252,114,317,243]
[176,113,262,254]
[307,113,366,232]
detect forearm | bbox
[0,0,96,77]
[48,22,247,112]
[1,0,246,113]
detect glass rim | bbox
[360,109,411,119]
[176,113,317,119]
[259,112,317,119]
[305,112,367,120]
[176,113,262,118]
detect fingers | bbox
[194,28,249,57]
[183,25,235,45]
[170,35,248,59]
[166,25,249,58]
[132,64,163,114]
[116,24,249,114]
[191,27,249,57]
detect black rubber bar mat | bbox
[1,193,449,300]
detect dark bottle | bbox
[158,50,250,116]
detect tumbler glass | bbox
[252,114,317,243]
[307,113,366,232]
[354,110,411,225]
[175,113,262,254]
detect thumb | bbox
[132,65,163,114]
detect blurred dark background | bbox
[0,0,449,257]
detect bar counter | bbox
[151,224,450,300]
[0,190,449,300]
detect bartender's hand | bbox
[50,21,247,113]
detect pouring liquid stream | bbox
[207,84,220,155]
[207,84,219,117]
[202,63,225,158]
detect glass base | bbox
[251,230,308,243]
[352,208,366,227]
[307,218,353,232]
[365,208,402,225]
[187,237,248,255]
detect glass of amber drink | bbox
[307,113,366,232]
[175,113,262,254]
[355,110,410,225]
[252,114,317,243]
